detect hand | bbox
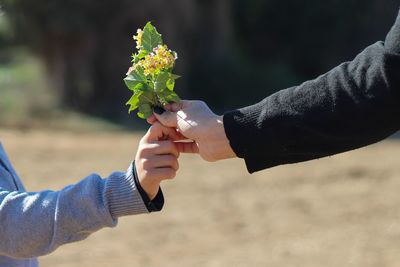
[135,122,181,200]
[147,100,236,162]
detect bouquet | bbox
[124,22,181,119]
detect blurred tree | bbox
[1,0,202,120]
[1,0,399,121]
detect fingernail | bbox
[154,106,165,115]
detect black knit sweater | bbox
[223,10,400,173]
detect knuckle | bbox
[166,143,179,157]
[174,148,180,158]
[138,147,149,158]
[162,141,173,151]
[140,169,149,179]
[153,121,162,128]
[173,144,180,155]
[201,153,217,162]
[160,168,176,180]
[149,122,162,132]
[167,169,177,179]
[195,100,206,107]
[167,155,177,164]
[139,144,156,157]
[141,158,152,169]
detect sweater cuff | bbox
[223,104,274,173]
[223,100,281,173]
[385,9,400,54]
[105,164,149,218]
[223,108,258,159]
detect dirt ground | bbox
[1,128,400,267]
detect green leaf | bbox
[126,90,156,117]
[138,103,153,119]
[141,22,163,53]
[124,77,142,92]
[131,53,138,63]
[126,91,144,113]
[158,90,181,105]
[166,78,175,91]
[131,50,148,63]
[133,83,146,93]
[139,90,156,105]
[124,66,147,92]
[171,74,181,80]
[154,71,171,92]
[137,49,148,59]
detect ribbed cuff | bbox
[223,107,263,173]
[223,100,283,173]
[105,164,149,218]
[223,101,270,155]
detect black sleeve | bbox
[132,162,164,212]
[223,10,400,173]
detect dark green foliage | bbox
[1,0,398,123]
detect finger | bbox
[150,168,177,181]
[147,115,157,124]
[153,110,179,128]
[153,141,180,158]
[155,100,194,127]
[151,154,179,171]
[145,122,182,142]
[139,142,179,158]
[166,100,190,112]
[173,130,189,141]
[163,103,172,111]
[174,141,200,154]
[169,102,183,112]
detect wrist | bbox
[133,161,164,212]
[201,115,236,161]
[217,115,237,160]
[134,161,159,200]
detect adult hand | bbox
[147,100,236,162]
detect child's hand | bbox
[135,122,181,200]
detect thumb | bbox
[153,109,179,128]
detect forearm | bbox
[0,165,148,259]
[224,11,400,173]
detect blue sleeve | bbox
[0,163,149,259]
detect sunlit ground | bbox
[1,129,400,267]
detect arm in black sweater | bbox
[223,11,400,173]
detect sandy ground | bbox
[1,129,400,267]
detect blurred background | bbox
[1,1,400,267]
[0,0,399,128]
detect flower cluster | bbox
[124,22,181,119]
[137,45,177,76]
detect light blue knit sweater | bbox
[0,143,149,266]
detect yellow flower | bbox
[135,45,177,76]
[133,29,143,49]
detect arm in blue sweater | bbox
[0,123,179,260]
[0,165,147,259]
